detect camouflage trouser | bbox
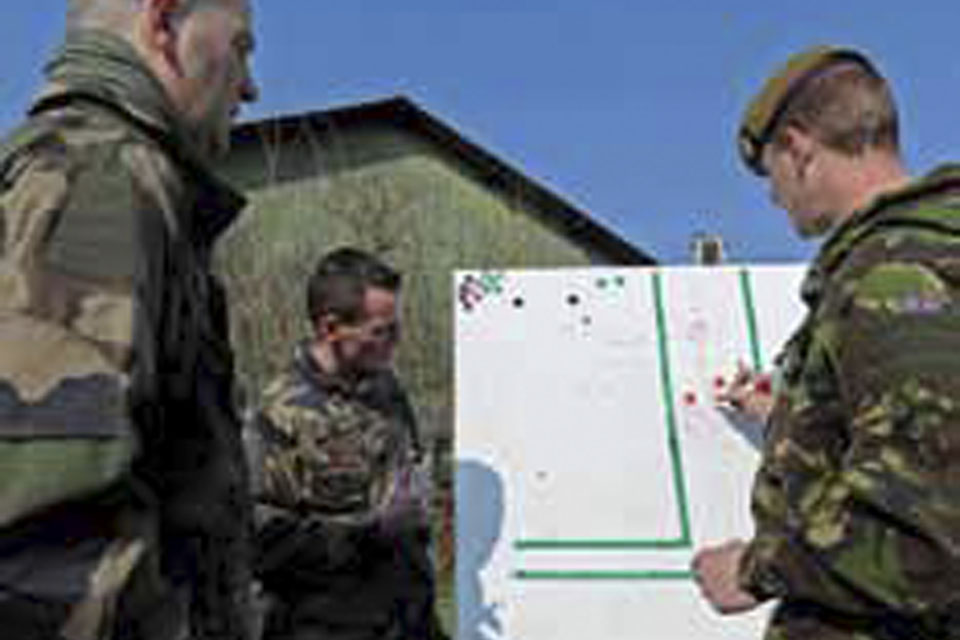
[108,548,190,640]
[765,601,959,640]
[261,570,423,640]
[262,593,445,640]
[0,540,189,640]
[0,591,71,640]
[260,534,443,640]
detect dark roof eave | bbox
[231,97,656,266]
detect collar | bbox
[291,341,378,398]
[31,29,246,245]
[801,164,960,306]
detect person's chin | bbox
[209,130,232,158]
[793,213,833,239]
[197,120,232,159]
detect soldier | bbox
[0,0,258,638]
[247,247,446,640]
[692,46,960,639]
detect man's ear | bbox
[783,126,816,180]
[315,313,341,341]
[141,0,185,75]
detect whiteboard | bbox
[455,265,807,640]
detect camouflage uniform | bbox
[248,342,441,640]
[739,166,960,639]
[0,30,251,639]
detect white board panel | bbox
[455,265,808,640]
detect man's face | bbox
[762,139,833,238]
[331,287,402,375]
[171,0,258,157]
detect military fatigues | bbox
[248,343,441,640]
[0,31,251,639]
[739,167,960,639]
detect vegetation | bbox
[216,121,597,634]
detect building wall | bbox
[217,120,609,433]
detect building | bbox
[217,96,655,434]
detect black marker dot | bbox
[513,297,525,308]
[567,294,581,306]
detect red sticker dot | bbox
[755,377,772,395]
[683,391,697,406]
[714,376,726,389]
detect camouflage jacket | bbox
[739,166,960,637]
[248,342,428,586]
[0,31,250,638]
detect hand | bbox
[379,466,429,537]
[692,540,760,615]
[715,362,775,424]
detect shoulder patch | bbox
[853,262,950,314]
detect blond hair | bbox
[772,63,900,157]
[66,0,219,33]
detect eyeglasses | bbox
[339,319,400,343]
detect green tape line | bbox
[515,538,689,551]
[513,272,693,551]
[652,271,693,546]
[739,268,763,371]
[514,570,694,581]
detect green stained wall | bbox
[217,120,609,430]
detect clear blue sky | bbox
[3,1,959,263]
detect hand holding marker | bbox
[714,362,774,424]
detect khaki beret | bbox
[738,46,878,175]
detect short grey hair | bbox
[67,0,137,32]
[66,0,219,33]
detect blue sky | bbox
[3,1,959,263]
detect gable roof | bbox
[231,96,655,265]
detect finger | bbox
[734,360,754,385]
[716,379,746,401]
[719,366,754,401]
[719,538,743,551]
[715,389,746,410]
